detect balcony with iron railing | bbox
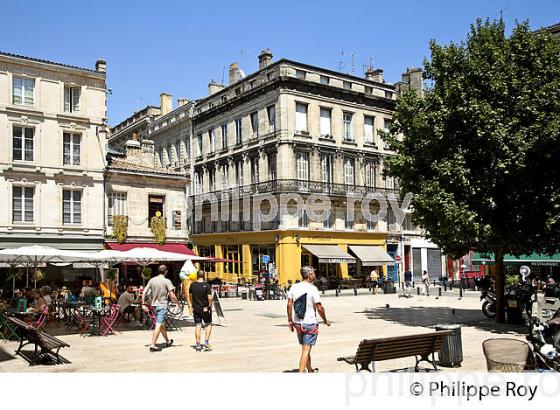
[191,179,399,203]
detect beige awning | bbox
[302,245,356,264]
[349,246,394,266]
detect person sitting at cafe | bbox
[118,286,141,324]
[41,286,52,307]
[28,290,47,314]
[79,281,97,298]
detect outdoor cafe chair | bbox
[101,304,120,336]
[32,307,49,331]
[0,313,19,342]
[142,305,157,331]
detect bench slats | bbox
[338,331,452,372]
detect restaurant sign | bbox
[319,258,356,264]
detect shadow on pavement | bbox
[360,306,526,335]
[0,345,16,363]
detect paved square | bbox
[0,291,527,372]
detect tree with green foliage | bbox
[383,19,560,322]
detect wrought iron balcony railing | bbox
[191,179,399,203]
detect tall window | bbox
[267,105,276,133]
[236,161,243,187]
[385,175,395,190]
[186,139,191,159]
[343,112,353,141]
[63,133,81,166]
[235,118,243,145]
[63,190,82,224]
[64,86,81,113]
[321,154,333,186]
[176,142,182,162]
[194,172,202,194]
[268,153,277,181]
[384,119,391,133]
[251,157,259,184]
[295,103,308,133]
[364,116,375,144]
[364,161,377,188]
[12,186,34,223]
[209,128,216,152]
[13,126,34,161]
[13,77,34,106]
[344,158,355,186]
[296,70,306,80]
[343,81,352,90]
[108,192,127,224]
[250,112,259,138]
[221,164,229,190]
[297,152,309,189]
[221,124,228,149]
[148,195,164,221]
[320,108,332,137]
[208,168,216,191]
[320,75,330,85]
[196,134,202,157]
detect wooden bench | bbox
[337,330,452,372]
[8,316,70,365]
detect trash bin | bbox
[241,290,248,300]
[435,324,463,367]
[383,281,396,294]
[506,295,523,324]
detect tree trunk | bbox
[493,249,506,323]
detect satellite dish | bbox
[238,69,246,79]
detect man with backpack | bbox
[287,266,331,372]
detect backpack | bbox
[294,293,307,320]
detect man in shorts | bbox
[189,271,213,352]
[142,265,178,352]
[287,266,331,373]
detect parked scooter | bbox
[526,307,560,371]
[475,277,496,318]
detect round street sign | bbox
[395,255,401,262]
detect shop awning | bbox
[348,246,394,266]
[472,252,560,266]
[105,242,196,256]
[302,245,356,264]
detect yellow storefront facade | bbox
[192,230,389,285]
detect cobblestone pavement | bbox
[0,292,527,372]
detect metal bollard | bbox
[322,288,325,295]
[417,287,420,295]
[444,282,447,292]
[459,287,463,298]
[353,287,357,296]
[450,280,453,290]
[438,287,442,297]
[335,288,339,297]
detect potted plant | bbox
[111,215,128,244]
[150,211,166,245]
[141,266,152,285]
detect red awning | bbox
[105,242,196,256]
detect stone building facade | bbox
[0,52,107,253]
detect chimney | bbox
[177,98,189,107]
[400,67,424,97]
[160,93,172,115]
[140,139,156,168]
[365,68,383,83]
[95,59,106,73]
[208,80,225,95]
[258,49,273,70]
[125,139,141,163]
[229,62,239,85]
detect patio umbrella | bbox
[0,245,96,288]
[111,247,208,265]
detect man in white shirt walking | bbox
[287,266,331,373]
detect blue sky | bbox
[1,0,558,125]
